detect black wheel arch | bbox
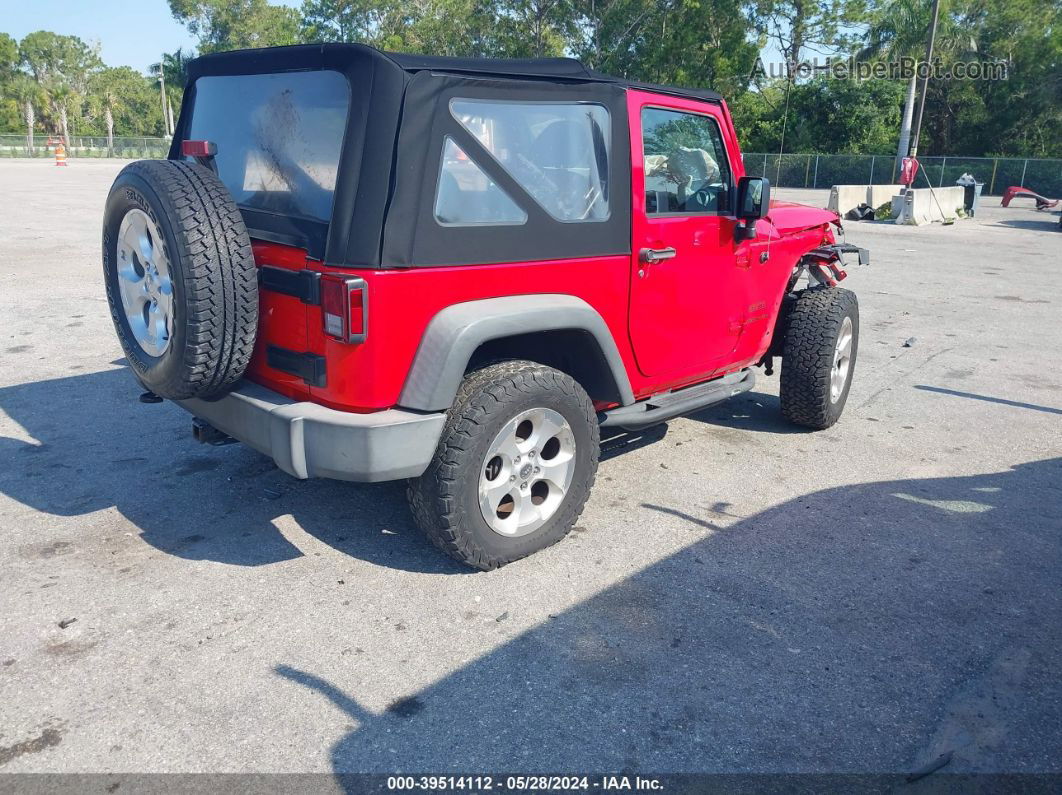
[397,295,635,412]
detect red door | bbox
[627,91,753,380]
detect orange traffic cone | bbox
[54,143,67,167]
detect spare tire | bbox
[102,160,258,400]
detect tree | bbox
[157,47,193,90]
[488,0,576,57]
[300,0,571,57]
[148,47,193,133]
[729,75,904,155]
[8,75,43,153]
[0,32,18,80]
[0,33,22,134]
[49,83,76,146]
[749,0,871,71]
[18,31,101,145]
[300,0,406,46]
[860,0,972,171]
[88,68,149,153]
[168,0,301,53]
[786,76,905,153]
[939,0,1061,157]
[569,0,758,94]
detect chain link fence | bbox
[0,134,170,159]
[743,153,1062,198]
[4,134,1060,198]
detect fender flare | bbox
[397,294,636,412]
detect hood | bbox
[767,200,839,235]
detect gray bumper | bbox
[176,382,446,482]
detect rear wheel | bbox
[408,361,599,570]
[780,287,859,429]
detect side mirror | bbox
[736,176,770,220]
[734,176,770,241]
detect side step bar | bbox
[600,369,755,430]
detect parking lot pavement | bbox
[0,159,1059,776]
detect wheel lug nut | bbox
[509,476,515,483]
[534,467,540,473]
[520,482,527,490]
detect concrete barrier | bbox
[867,184,904,210]
[829,184,907,217]
[892,186,966,225]
[828,185,872,217]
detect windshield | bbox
[185,70,350,223]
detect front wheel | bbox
[780,287,859,430]
[408,361,599,570]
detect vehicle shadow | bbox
[0,367,469,574]
[276,458,1062,777]
[686,389,807,435]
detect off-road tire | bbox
[408,361,600,570]
[102,160,258,400]
[780,287,859,430]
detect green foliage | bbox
[168,0,300,53]
[923,0,1062,157]
[0,33,18,79]
[788,77,905,153]
[301,0,572,57]
[18,30,100,92]
[730,77,905,155]
[749,0,872,67]
[0,0,1058,158]
[87,67,167,137]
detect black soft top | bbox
[184,43,723,104]
[174,44,725,268]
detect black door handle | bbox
[639,247,677,264]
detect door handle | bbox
[640,247,677,264]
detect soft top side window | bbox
[641,107,731,215]
[449,99,611,223]
[434,138,528,226]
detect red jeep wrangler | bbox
[102,44,866,570]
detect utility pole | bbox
[158,73,171,137]
[894,75,917,177]
[908,0,941,158]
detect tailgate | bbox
[246,241,315,401]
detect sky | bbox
[0,0,297,74]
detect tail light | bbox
[181,140,217,157]
[320,275,367,344]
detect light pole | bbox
[158,74,172,137]
[908,0,941,158]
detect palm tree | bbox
[860,0,970,173]
[149,49,192,136]
[89,72,120,156]
[9,75,41,155]
[147,62,171,137]
[49,83,76,148]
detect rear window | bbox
[185,70,350,223]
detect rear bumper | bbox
[176,382,446,482]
